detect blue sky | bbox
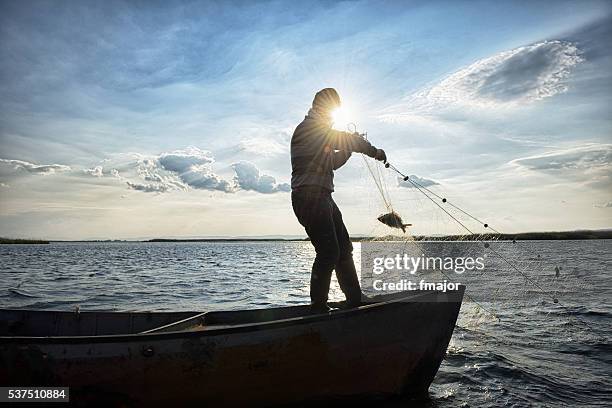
[0,0,611,239]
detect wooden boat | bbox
[0,288,464,406]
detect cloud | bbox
[509,143,612,189]
[76,156,187,193]
[0,148,290,195]
[126,155,288,194]
[157,147,233,193]
[594,201,612,208]
[379,40,584,121]
[0,158,71,174]
[214,130,292,163]
[509,144,611,171]
[82,156,178,194]
[131,152,288,194]
[397,175,439,189]
[126,181,170,193]
[158,147,214,173]
[83,166,103,177]
[473,41,583,103]
[132,156,187,192]
[231,161,290,194]
[237,136,288,157]
[180,168,233,192]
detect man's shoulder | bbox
[294,117,308,131]
[294,117,330,136]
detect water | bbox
[1,240,611,407]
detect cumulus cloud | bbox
[232,161,290,194]
[158,147,233,192]
[181,167,233,192]
[83,166,103,177]
[379,40,584,121]
[397,175,439,189]
[133,156,187,192]
[126,155,287,194]
[124,152,290,194]
[126,181,170,193]
[158,147,214,173]
[0,148,290,195]
[0,158,71,174]
[509,144,611,171]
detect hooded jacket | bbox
[290,108,377,192]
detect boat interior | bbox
[0,289,462,338]
[0,305,312,337]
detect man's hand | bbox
[374,148,387,163]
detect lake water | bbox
[1,240,611,407]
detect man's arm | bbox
[326,129,386,162]
[332,151,352,170]
[326,129,375,155]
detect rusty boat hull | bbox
[0,288,464,406]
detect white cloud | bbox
[379,40,584,121]
[180,166,233,192]
[79,148,290,194]
[74,154,186,193]
[158,147,214,173]
[232,161,290,194]
[83,166,103,177]
[238,136,288,156]
[157,147,233,192]
[397,175,439,189]
[509,143,612,190]
[509,143,611,171]
[0,148,290,195]
[594,201,612,208]
[126,181,171,193]
[133,156,187,192]
[0,158,71,174]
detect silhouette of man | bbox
[291,88,386,313]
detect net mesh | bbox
[351,143,599,345]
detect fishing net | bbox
[342,125,601,346]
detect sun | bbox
[331,105,354,131]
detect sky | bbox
[0,0,611,240]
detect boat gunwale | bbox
[0,287,464,344]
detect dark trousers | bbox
[292,186,362,306]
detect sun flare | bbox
[331,105,354,131]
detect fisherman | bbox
[291,88,387,313]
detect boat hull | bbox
[0,289,464,406]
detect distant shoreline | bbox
[145,230,612,242]
[0,238,50,244]
[2,229,610,244]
